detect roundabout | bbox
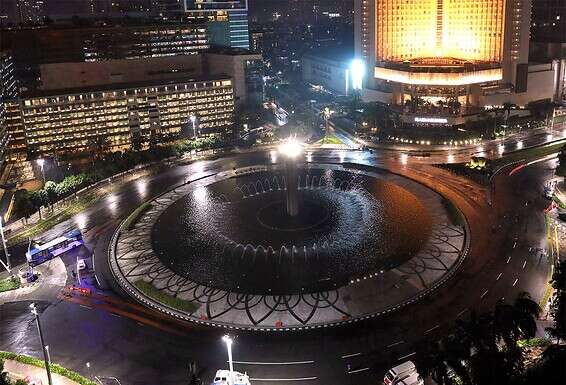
[109,160,468,330]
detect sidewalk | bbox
[0,257,67,304]
[4,359,84,385]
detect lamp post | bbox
[0,216,11,273]
[29,303,53,385]
[222,335,234,384]
[190,114,198,139]
[37,158,46,183]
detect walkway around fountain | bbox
[108,163,469,330]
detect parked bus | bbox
[26,229,84,266]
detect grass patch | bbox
[518,337,552,348]
[316,134,344,145]
[133,279,200,314]
[0,276,20,293]
[441,197,465,227]
[123,202,152,231]
[0,351,97,385]
[492,140,566,169]
[7,194,99,247]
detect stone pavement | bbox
[4,358,84,385]
[0,258,67,304]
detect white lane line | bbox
[513,278,519,287]
[496,272,503,281]
[111,313,121,318]
[522,260,527,269]
[506,256,512,264]
[513,242,517,249]
[456,308,468,318]
[348,367,370,374]
[398,352,416,361]
[425,325,440,333]
[231,360,315,366]
[387,341,405,348]
[341,352,362,359]
[250,377,317,382]
[481,290,489,299]
[79,305,92,310]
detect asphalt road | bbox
[0,149,555,385]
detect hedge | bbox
[133,280,200,314]
[0,352,97,385]
[0,276,20,293]
[441,197,465,227]
[123,203,152,231]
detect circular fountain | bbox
[110,142,468,329]
[150,140,432,295]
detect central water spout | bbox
[278,138,303,217]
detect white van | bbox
[384,361,417,385]
[211,370,251,385]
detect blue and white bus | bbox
[26,229,84,266]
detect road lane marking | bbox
[341,352,362,359]
[250,378,317,382]
[348,367,370,374]
[79,305,92,310]
[481,290,489,299]
[506,256,512,264]
[513,242,517,249]
[456,308,468,318]
[513,278,519,287]
[522,260,527,269]
[425,325,439,333]
[496,272,503,281]
[111,313,121,318]
[398,352,416,361]
[231,360,314,365]
[387,341,404,348]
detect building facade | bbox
[353,0,558,122]
[17,0,44,24]
[154,0,250,49]
[302,50,355,96]
[0,51,18,175]
[4,56,235,159]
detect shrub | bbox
[133,280,200,314]
[0,352,97,385]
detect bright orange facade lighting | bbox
[376,0,505,63]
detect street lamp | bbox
[190,114,198,139]
[0,216,11,273]
[222,335,234,383]
[29,303,53,385]
[37,158,46,183]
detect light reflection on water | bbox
[152,168,432,295]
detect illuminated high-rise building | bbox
[354,0,553,121]
[17,0,45,24]
[153,0,250,49]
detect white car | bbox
[77,259,87,271]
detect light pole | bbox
[190,114,198,139]
[222,335,234,384]
[0,216,11,273]
[29,303,53,385]
[86,362,92,380]
[37,158,46,183]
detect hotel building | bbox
[354,0,564,124]
[6,56,235,159]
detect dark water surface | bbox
[152,168,432,294]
